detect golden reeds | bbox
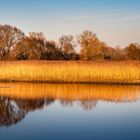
[0,61,139,84]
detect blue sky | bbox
[1,0,140,47]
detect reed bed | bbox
[0,61,139,84]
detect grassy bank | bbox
[0,61,140,84]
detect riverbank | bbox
[0,61,139,84]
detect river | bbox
[0,83,140,140]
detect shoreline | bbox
[0,80,140,85]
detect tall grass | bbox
[0,61,139,84]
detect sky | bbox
[0,0,140,47]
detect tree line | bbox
[0,24,140,61]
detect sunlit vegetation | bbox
[0,61,139,83]
[0,24,140,83]
[0,24,140,61]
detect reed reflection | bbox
[0,83,139,126]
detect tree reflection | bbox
[0,97,54,127]
[0,83,139,127]
[60,100,73,107]
[80,100,97,111]
[0,97,26,126]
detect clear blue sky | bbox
[1,0,140,47]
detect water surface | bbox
[0,83,140,140]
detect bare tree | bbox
[59,35,78,60]
[10,32,65,60]
[9,32,46,60]
[125,43,140,60]
[77,30,108,60]
[59,35,75,54]
[110,46,126,61]
[29,32,46,42]
[0,25,25,60]
[42,41,63,60]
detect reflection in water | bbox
[0,83,140,126]
[0,97,26,126]
[0,97,54,127]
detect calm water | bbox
[0,83,140,140]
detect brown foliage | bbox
[0,24,140,61]
[77,30,110,60]
[59,35,75,54]
[9,33,46,60]
[0,25,25,60]
[125,43,140,60]
[59,35,79,60]
[42,41,63,60]
[111,47,126,61]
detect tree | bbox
[0,25,25,60]
[125,43,140,60]
[77,30,108,60]
[29,32,46,42]
[41,41,63,60]
[59,35,78,60]
[103,47,115,60]
[77,30,95,60]
[10,32,71,61]
[28,33,64,60]
[111,46,126,61]
[9,32,46,60]
[59,35,75,54]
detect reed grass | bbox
[0,61,139,84]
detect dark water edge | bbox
[0,83,140,140]
[0,80,140,85]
